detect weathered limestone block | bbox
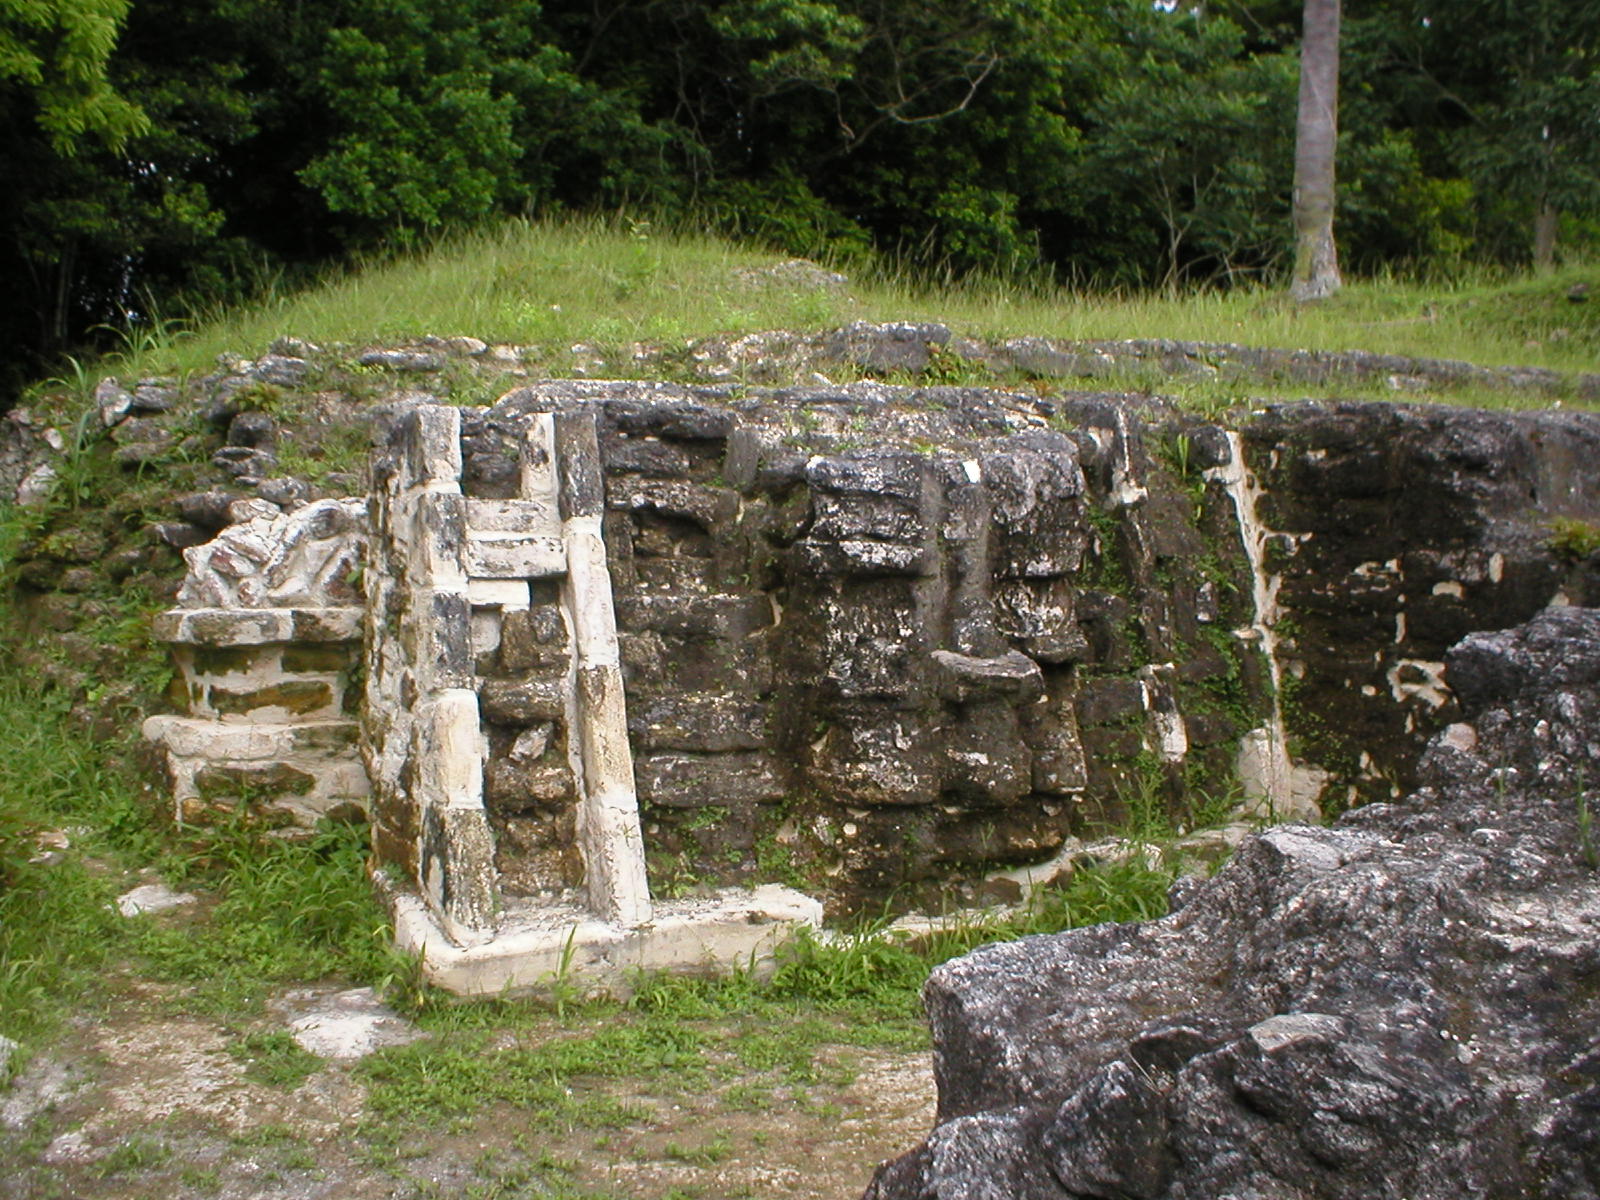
[177,498,366,609]
[484,756,575,810]
[809,712,942,807]
[635,751,788,808]
[606,394,737,441]
[153,606,363,646]
[601,431,697,478]
[811,492,927,545]
[466,496,558,533]
[614,479,737,530]
[614,592,773,639]
[479,676,566,725]
[1020,684,1089,795]
[491,812,584,895]
[931,650,1044,704]
[413,690,499,938]
[981,431,1088,579]
[466,531,564,579]
[208,678,335,719]
[993,579,1089,665]
[398,404,464,485]
[808,581,928,700]
[866,608,1600,1200]
[402,588,474,691]
[629,694,770,752]
[1075,675,1147,727]
[143,716,360,760]
[939,701,1034,805]
[794,535,931,577]
[498,604,568,671]
[150,735,369,826]
[823,321,951,373]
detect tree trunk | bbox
[1289,0,1341,303]
[1534,203,1558,272]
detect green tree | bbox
[1059,7,1296,288]
[0,0,144,150]
[1372,0,1600,266]
[1,0,150,379]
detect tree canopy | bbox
[2,0,1596,392]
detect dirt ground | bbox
[0,978,935,1200]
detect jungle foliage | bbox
[3,0,1598,393]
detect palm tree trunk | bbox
[1534,203,1558,272]
[1289,0,1341,302]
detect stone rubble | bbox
[114,882,198,918]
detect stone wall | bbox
[139,371,1600,925]
[463,383,1600,913]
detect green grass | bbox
[134,815,398,1012]
[0,628,397,1048]
[45,215,1597,403]
[352,852,1173,1144]
[228,1029,324,1089]
[0,669,149,1049]
[93,1135,171,1177]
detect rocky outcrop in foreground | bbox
[868,605,1600,1200]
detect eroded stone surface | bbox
[865,607,1600,1200]
[273,987,422,1060]
[177,498,366,609]
[115,882,199,917]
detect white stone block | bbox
[465,497,560,535]
[518,413,560,507]
[465,532,565,579]
[467,578,531,608]
[383,884,822,998]
[415,690,485,811]
[470,609,502,658]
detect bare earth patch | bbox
[0,983,933,1200]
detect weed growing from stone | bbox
[1578,789,1599,872]
[665,1133,734,1165]
[1546,516,1600,564]
[93,1134,172,1177]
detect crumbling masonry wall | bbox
[146,381,1600,948]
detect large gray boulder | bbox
[868,606,1600,1200]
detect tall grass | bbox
[91,215,1598,389]
[135,816,397,1011]
[0,648,395,1051]
[179,215,853,371]
[0,672,143,1050]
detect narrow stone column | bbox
[554,410,653,927]
[388,405,501,941]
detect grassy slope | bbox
[91,216,1600,391]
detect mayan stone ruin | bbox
[127,333,1600,994]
